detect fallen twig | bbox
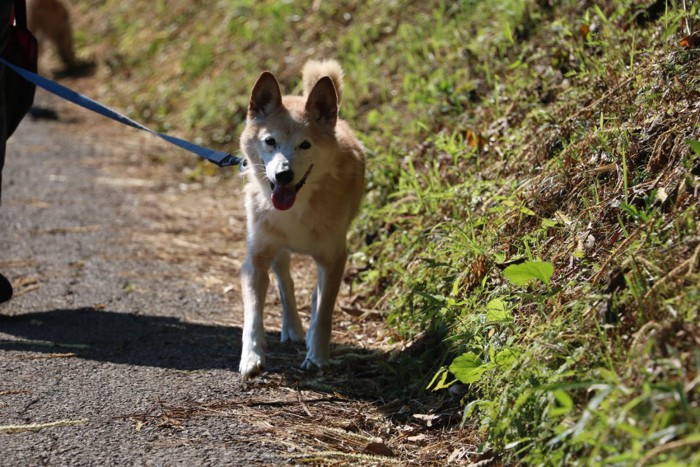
[286,450,401,464]
[0,418,89,433]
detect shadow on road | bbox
[0,308,240,371]
[0,308,453,416]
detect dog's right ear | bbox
[248,72,282,118]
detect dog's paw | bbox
[300,358,320,372]
[239,351,266,379]
[300,352,329,372]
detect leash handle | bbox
[0,58,242,168]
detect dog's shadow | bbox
[0,308,408,398]
[0,308,241,371]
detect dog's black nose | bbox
[275,170,294,185]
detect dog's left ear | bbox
[305,76,338,129]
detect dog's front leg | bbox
[239,252,272,379]
[302,249,347,370]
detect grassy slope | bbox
[69,0,699,464]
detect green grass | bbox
[70,0,699,464]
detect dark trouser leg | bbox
[1,2,14,303]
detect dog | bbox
[28,0,94,77]
[238,59,365,378]
[27,0,76,69]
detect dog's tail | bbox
[302,59,344,105]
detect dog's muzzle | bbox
[270,165,313,211]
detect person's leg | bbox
[1,1,10,200]
[0,274,11,303]
[1,1,14,303]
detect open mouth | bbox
[269,164,313,211]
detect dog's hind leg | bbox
[302,248,347,370]
[239,252,272,378]
[273,251,305,343]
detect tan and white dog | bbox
[238,60,365,378]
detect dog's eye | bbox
[264,137,276,147]
[299,141,311,150]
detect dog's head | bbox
[240,71,339,211]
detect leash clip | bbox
[203,150,243,168]
[213,153,243,168]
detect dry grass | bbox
[121,373,478,465]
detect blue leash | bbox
[1,58,242,168]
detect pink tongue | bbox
[271,185,296,210]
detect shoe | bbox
[0,273,13,303]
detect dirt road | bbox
[0,88,466,465]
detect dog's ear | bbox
[249,72,282,118]
[305,76,338,129]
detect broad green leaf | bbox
[494,348,519,367]
[503,261,554,286]
[486,298,511,322]
[449,352,489,384]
